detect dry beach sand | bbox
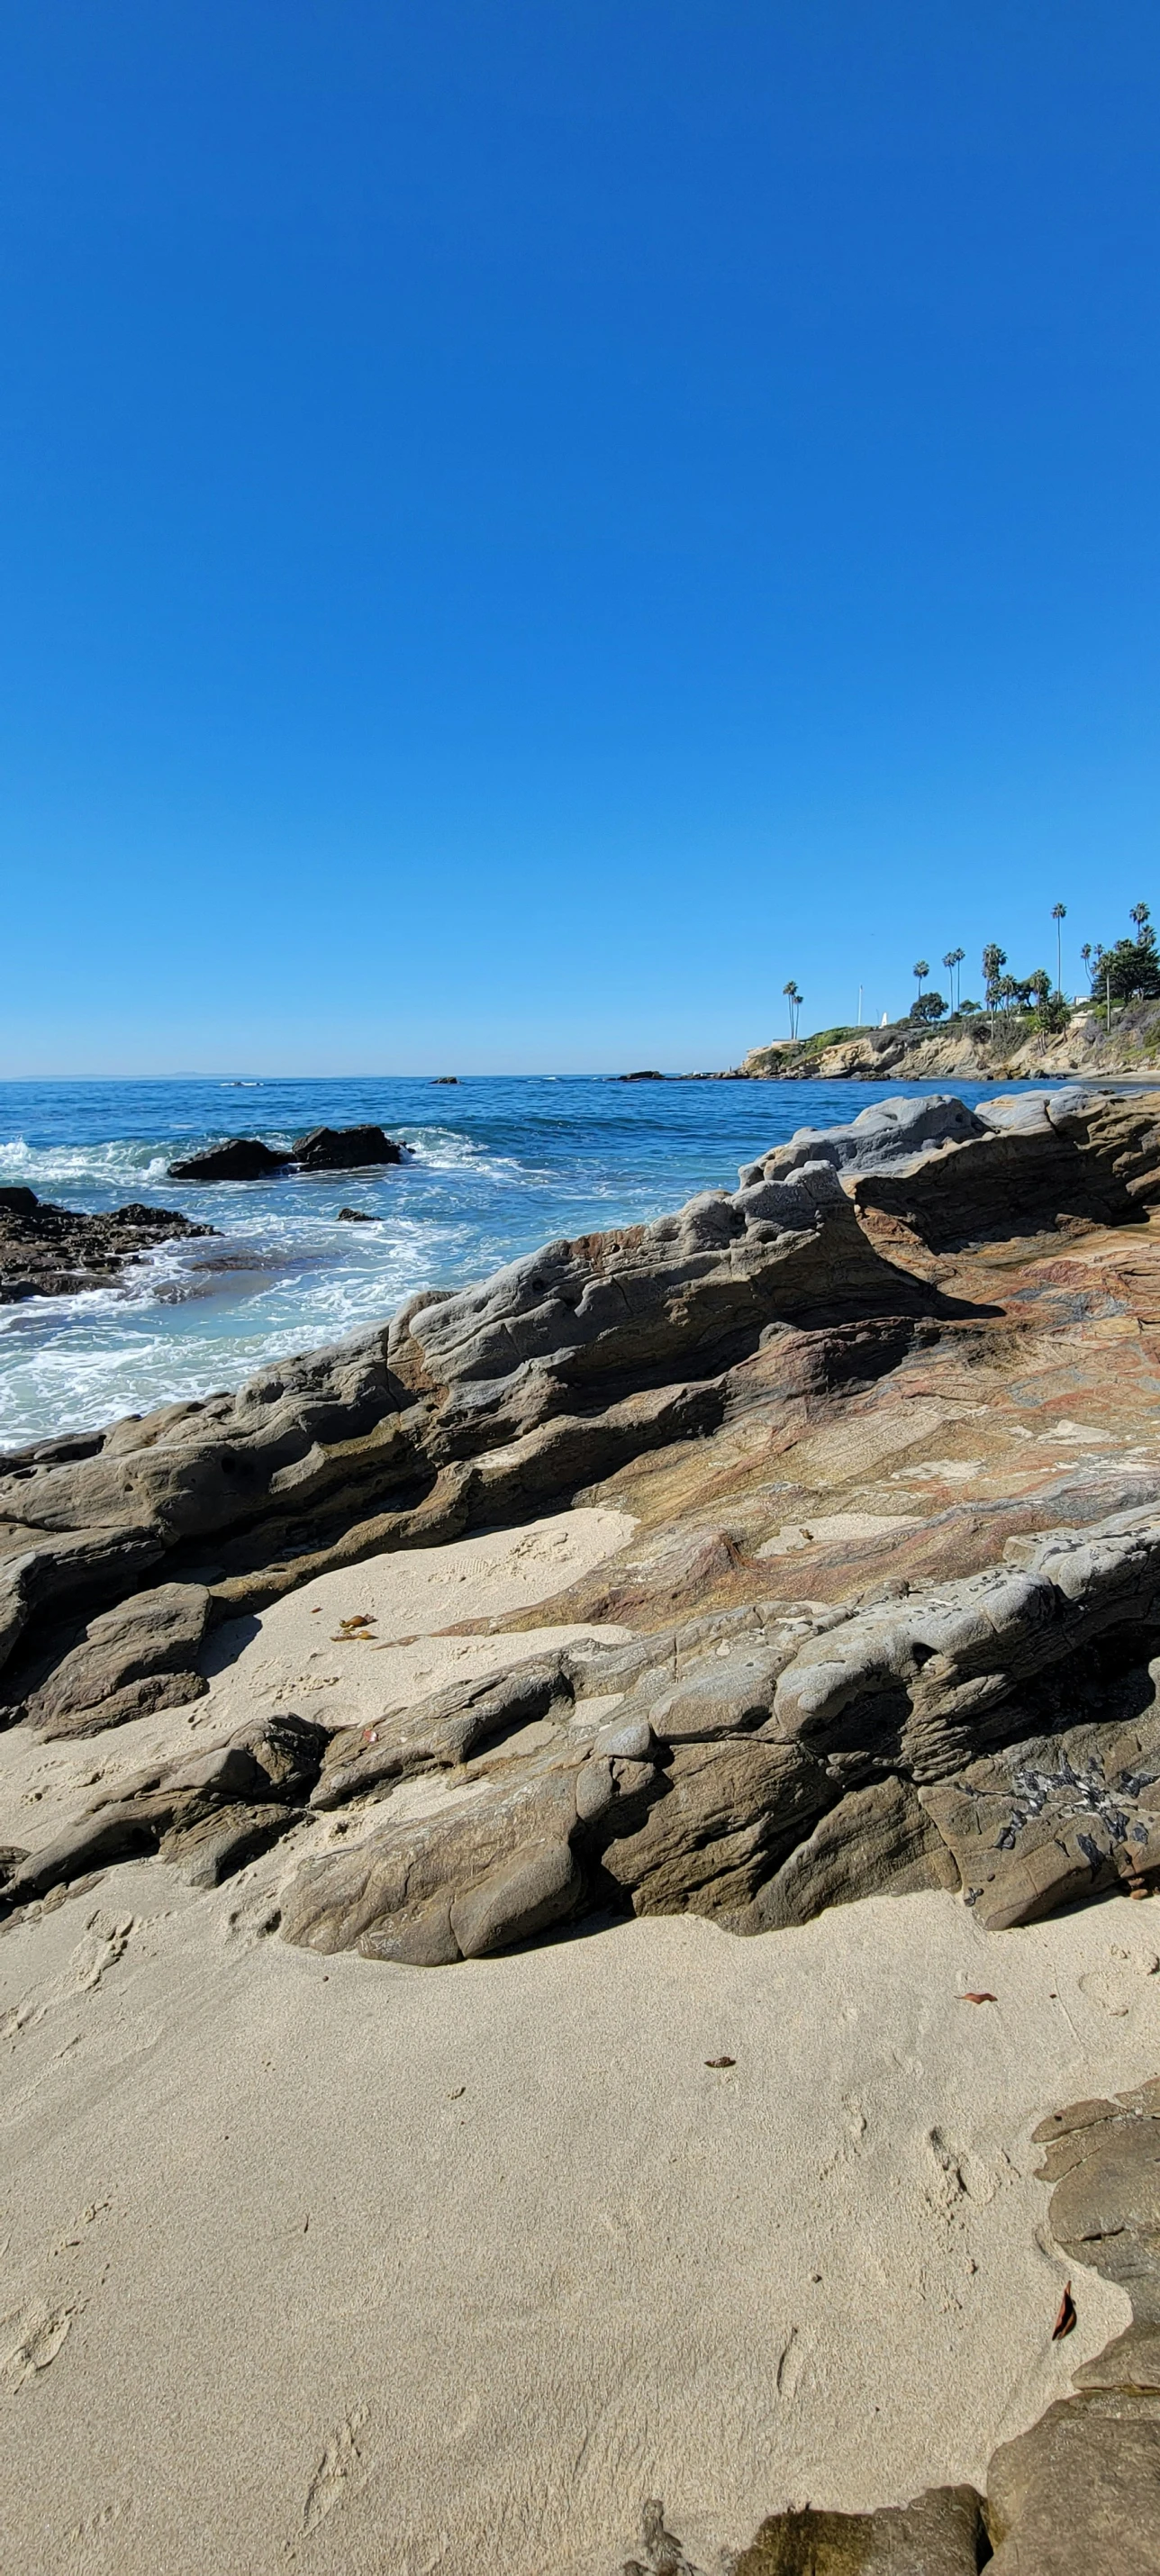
[3,1504,1160,2573]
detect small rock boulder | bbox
[292,1126,404,1170]
[168,1138,293,1181]
[27,1583,212,1737]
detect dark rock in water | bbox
[617,1070,665,1082]
[292,1125,404,1169]
[432,1075,458,1085]
[336,1207,376,1223]
[168,1138,293,1181]
[0,1191,216,1302]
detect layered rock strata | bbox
[7,1088,1160,1970]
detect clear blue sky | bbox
[3,3,1159,1075]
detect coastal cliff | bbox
[740,996,1160,1083]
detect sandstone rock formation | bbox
[0,1188,216,1302]
[621,2483,989,2573]
[741,995,1160,1086]
[21,1582,211,1737]
[8,1087,1160,1973]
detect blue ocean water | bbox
[0,1073,1041,1445]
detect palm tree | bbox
[783,979,802,1040]
[942,946,965,1012]
[1051,902,1066,999]
[982,944,1007,1019]
[913,960,929,1005]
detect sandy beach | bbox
[4,1506,1160,2576]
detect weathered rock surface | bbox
[0,1710,325,1904]
[742,1091,988,1180]
[168,1138,293,1180]
[728,2486,988,2574]
[0,1190,215,1302]
[619,2486,988,2572]
[11,1086,1160,1962]
[291,1123,404,1168]
[749,1084,1160,1249]
[23,1580,211,1738]
[263,1506,1160,1961]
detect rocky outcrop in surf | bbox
[168,1138,294,1180]
[168,1121,407,1181]
[0,1187,215,1303]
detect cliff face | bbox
[742,998,1160,1082]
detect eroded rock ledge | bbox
[7,1085,1160,1962]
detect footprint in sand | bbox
[67,1910,135,1994]
[1078,1944,1159,2017]
[0,2300,75,2393]
[300,2407,369,2535]
[775,2325,806,2400]
[1,1910,134,2047]
[65,2499,131,2548]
